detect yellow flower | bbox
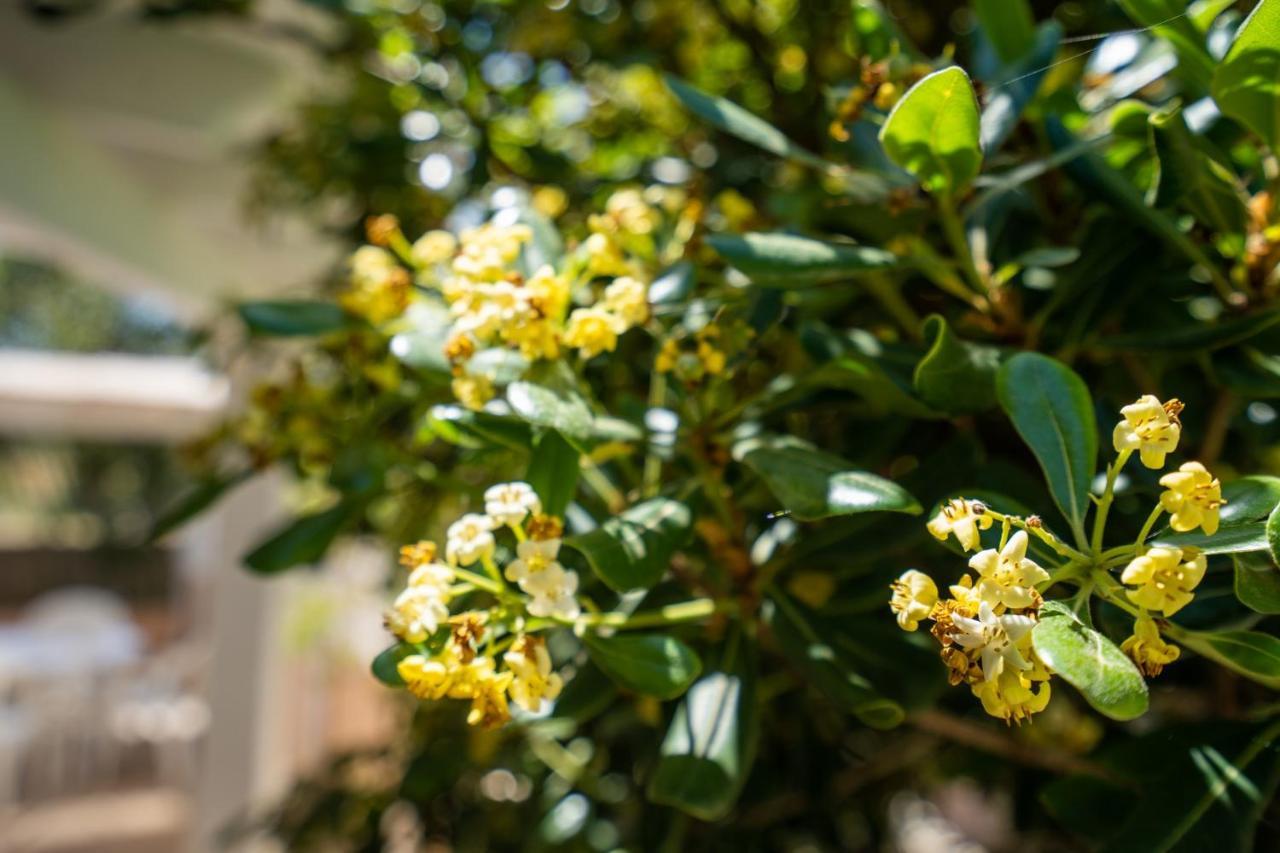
[453,223,531,281]
[399,540,439,568]
[970,647,1052,724]
[655,338,681,373]
[411,229,457,266]
[697,338,726,375]
[926,498,993,552]
[384,586,449,644]
[604,188,661,235]
[1120,546,1206,615]
[602,276,649,327]
[583,232,631,277]
[501,315,561,361]
[950,600,1038,682]
[397,654,454,700]
[503,635,563,713]
[524,266,570,321]
[342,246,412,323]
[889,569,938,631]
[532,185,568,219]
[968,531,1049,610]
[1113,395,1183,468]
[1121,615,1181,677]
[466,665,514,728]
[564,307,625,358]
[452,372,495,411]
[1159,462,1224,535]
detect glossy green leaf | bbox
[879,66,983,196]
[1154,522,1269,555]
[549,661,618,723]
[238,300,349,336]
[1149,105,1247,235]
[525,429,580,517]
[1118,0,1216,91]
[647,637,758,821]
[974,0,1035,64]
[1178,627,1280,689]
[912,315,1001,413]
[566,498,693,591]
[243,500,360,574]
[584,633,701,699]
[423,404,533,450]
[1234,551,1280,614]
[766,593,905,729]
[736,436,921,522]
[980,23,1064,154]
[996,353,1098,537]
[1268,501,1280,565]
[1212,0,1280,152]
[371,643,416,687]
[1032,601,1149,720]
[648,261,695,304]
[506,381,595,440]
[149,470,252,542]
[1220,476,1280,526]
[705,232,898,284]
[664,75,832,171]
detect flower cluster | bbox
[893,519,1053,724]
[381,481,579,727]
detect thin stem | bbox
[865,273,922,341]
[1091,449,1132,554]
[937,196,986,294]
[565,597,728,630]
[1133,505,1165,554]
[986,510,1088,563]
[452,567,503,595]
[580,460,626,513]
[642,371,668,498]
[479,554,509,592]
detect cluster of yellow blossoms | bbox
[382,481,578,728]
[890,394,1225,721]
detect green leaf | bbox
[996,353,1098,537]
[1212,0,1280,153]
[566,498,693,591]
[506,381,595,440]
[422,404,533,450]
[1032,601,1149,721]
[1221,475,1280,525]
[371,643,416,687]
[912,315,1001,413]
[1118,0,1216,91]
[879,66,983,196]
[1149,105,1247,235]
[1214,346,1280,397]
[705,232,898,284]
[766,593,905,729]
[238,300,349,336]
[1178,628,1280,689]
[1268,501,1280,565]
[243,500,359,574]
[736,436,920,522]
[792,355,944,419]
[980,22,1064,154]
[525,429,580,517]
[646,637,758,821]
[549,662,618,723]
[148,470,252,542]
[1103,306,1280,351]
[1234,551,1280,614]
[663,75,832,171]
[974,0,1035,64]
[389,300,453,372]
[1154,522,1268,555]
[584,633,701,699]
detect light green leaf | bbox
[1118,0,1216,91]
[243,501,360,574]
[1149,105,1246,235]
[1032,601,1149,721]
[525,429,580,517]
[705,232,898,284]
[506,381,595,440]
[974,0,1036,64]
[1233,551,1280,614]
[423,404,533,450]
[1267,501,1280,565]
[584,633,701,699]
[566,498,693,591]
[646,638,758,821]
[1178,628,1280,689]
[879,66,983,196]
[238,300,349,336]
[736,436,921,522]
[996,353,1098,538]
[912,315,1001,413]
[1212,0,1280,152]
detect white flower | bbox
[485,482,542,528]
[446,513,496,566]
[967,531,1049,609]
[385,586,450,644]
[408,561,454,593]
[504,539,580,619]
[950,601,1037,682]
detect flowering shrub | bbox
[163,0,1280,848]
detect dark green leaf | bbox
[1234,551,1280,614]
[996,353,1098,538]
[648,262,695,304]
[879,66,983,196]
[584,633,701,699]
[1178,628,1280,688]
[566,498,693,591]
[912,315,1002,413]
[736,436,920,522]
[1220,476,1280,526]
[549,661,618,723]
[647,636,758,821]
[149,470,252,542]
[974,0,1036,64]
[1212,0,1280,152]
[238,300,349,336]
[371,643,416,687]
[980,22,1063,154]
[1268,501,1280,566]
[243,500,359,574]
[1033,601,1149,720]
[705,232,898,284]
[766,593,905,729]
[1214,346,1280,397]
[1104,306,1280,351]
[389,301,453,372]
[525,429,580,517]
[423,404,533,450]
[1149,105,1246,235]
